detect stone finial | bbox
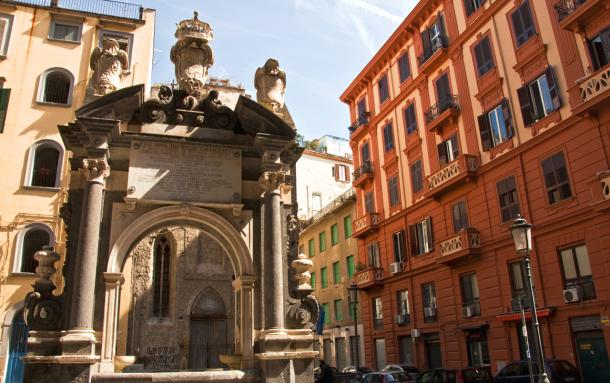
[81,158,110,184]
[254,58,286,113]
[291,252,313,294]
[23,246,62,331]
[87,38,130,100]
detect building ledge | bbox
[572,64,610,116]
[436,227,481,265]
[354,267,384,290]
[556,0,610,34]
[425,96,460,134]
[352,212,380,238]
[425,154,479,199]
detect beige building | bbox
[298,188,365,369]
[0,0,155,380]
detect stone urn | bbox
[114,355,136,372]
[291,252,313,294]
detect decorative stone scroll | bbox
[81,158,110,184]
[286,295,319,330]
[23,246,62,331]
[258,171,286,193]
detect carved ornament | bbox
[254,58,286,113]
[88,38,130,99]
[23,247,62,331]
[286,295,319,330]
[81,158,110,184]
[258,171,286,193]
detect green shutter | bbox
[334,299,343,321]
[331,224,339,245]
[311,272,316,290]
[321,267,328,288]
[344,215,352,238]
[308,239,315,257]
[319,231,326,252]
[0,89,11,133]
[347,255,355,278]
[333,262,340,284]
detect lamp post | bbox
[510,216,550,383]
[347,282,360,367]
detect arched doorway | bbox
[189,288,230,369]
[4,311,27,383]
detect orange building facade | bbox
[341,0,610,380]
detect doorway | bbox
[575,330,610,383]
[5,311,27,383]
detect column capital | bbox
[81,157,110,184]
[103,272,125,286]
[259,171,286,193]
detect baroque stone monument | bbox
[22,11,318,383]
[86,38,130,101]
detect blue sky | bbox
[146,0,418,141]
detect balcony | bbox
[425,95,460,133]
[348,112,370,135]
[425,154,479,198]
[555,0,608,33]
[572,63,610,115]
[352,161,374,188]
[418,36,449,69]
[354,267,384,290]
[7,0,144,20]
[352,212,380,238]
[590,170,610,213]
[436,227,481,265]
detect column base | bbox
[27,331,61,356]
[60,329,97,356]
[255,329,317,383]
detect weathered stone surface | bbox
[25,363,90,383]
[254,59,286,113]
[91,369,261,382]
[87,38,130,101]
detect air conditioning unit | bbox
[389,262,404,274]
[563,286,582,303]
[395,313,409,326]
[462,305,475,318]
[424,307,436,318]
[410,328,420,338]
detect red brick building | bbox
[340,0,610,381]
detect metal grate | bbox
[7,0,143,20]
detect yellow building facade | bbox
[0,0,155,379]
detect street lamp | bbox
[347,282,360,367]
[510,216,550,383]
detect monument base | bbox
[255,329,317,383]
[60,329,97,356]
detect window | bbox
[435,72,452,109]
[346,255,355,278]
[511,1,536,47]
[409,217,433,256]
[452,201,469,232]
[37,68,74,105]
[100,30,133,61]
[372,297,383,329]
[378,74,389,104]
[319,231,326,252]
[421,14,447,61]
[308,239,315,257]
[334,164,350,182]
[404,103,417,134]
[321,267,328,288]
[392,230,406,262]
[465,0,485,16]
[509,260,528,302]
[422,282,437,322]
[398,336,415,365]
[25,140,63,188]
[49,19,81,42]
[367,242,381,268]
[466,329,490,366]
[517,68,560,126]
[398,51,411,83]
[322,302,331,324]
[410,160,424,193]
[541,151,572,204]
[388,175,400,206]
[474,36,494,76]
[334,299,343,321]
[330,224,339,246]
[311,272,316,290]
[360,141,371,164]
[153,234,171,318]
[14,224,53,273]
[0,88,10,133]
[357,98,369,125]
[460,273,481,316]
[383,122,394,152]
[364,191,375,213]
[438,134,459,166]
[497,176,521,222]
[559,244,595,300]
[588,28,610,71]
[312,192,322,213]
[397,290,410,316]
[333,261,340,284]
[344,215,352,238]
[478,100,514,150]
[0,14,13,56]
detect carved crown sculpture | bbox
[255,58,286,113]
[171,11,215,101]
[88,38,130,98]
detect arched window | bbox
[25,140,63,188]
[152,234,171,318]
[14,224,53,274]
[37,68,74,106]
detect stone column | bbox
[232,275,256,368]
[99,272,125,372]
[259,171,286,332]
[61,157,110,356]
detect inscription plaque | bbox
[127,140,241,205]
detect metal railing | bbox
[6,0,144,20]
[348,112,370,134]
[424,95,459,124]
[555,0,587,21]
[418,35,449,66]
[300,188,355,230]
[352,161,374,180]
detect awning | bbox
[496,308,554,322]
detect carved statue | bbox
[170,11,214,104]
[88,38,130,98]
[254,58,286,113]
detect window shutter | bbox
[545,66,561,111]
[517,85,534,127]
[408,224,418,256]
[465,0,475,16]
[425,217,434,250]
[502,99,514,138]
[345,166,351,182]
[0,88,10,133]
[421,29,431,58]
[600,28,610,63]
[477,113,492,151]
[437,13,446,37]
[334,164,339,180]
[437,142,447,165]
[450,135,459,160]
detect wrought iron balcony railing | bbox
[352,161,374,180]
[7,0,144,20]
[555,0,587,21]
[348,112,370,133]
[437,227,481,264]
[418,35,449,66]
[424,95,459,124]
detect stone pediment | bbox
[75,84,145,121]
[234,95,296,139]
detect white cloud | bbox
[348,14,375,55]
[339,0,402,23]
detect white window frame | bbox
[12,223,55,274]
[311,192,322,213]
[373,297,383,320]
[48,16,83,43]
[36,67,75,106]
[416,219,432,254]
[24,139,64,189]
[487,105,508,147]
[528,74,554,119]
[0,14,13,57]
[397,290,410,315]
[99,29,134,64]
[337,164,347,181]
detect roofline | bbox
[301,149,353,164]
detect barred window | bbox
[153,234,171,318]
[38,68,74,105]
[21,229,50,273]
